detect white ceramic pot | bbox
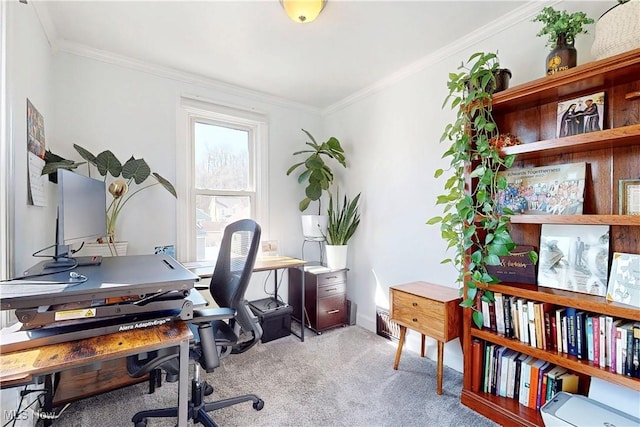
[325,244,348,270]
[77,241,129,257]
[591,0,640,60]
[301,215,328,241]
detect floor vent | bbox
[376,307,400,341]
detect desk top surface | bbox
[1,255,198,310]
[390,281,462,303]
[0,322,192,386]
[183,256,306,278]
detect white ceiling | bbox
[34,0,530,110]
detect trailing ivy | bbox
[427,52,523,328]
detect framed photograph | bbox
[619,179,640,215]
[607,252,640,308]
[538,224,610,297]
[495,162,586,215]
[556,91,605,138]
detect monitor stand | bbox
[43,256,103,269]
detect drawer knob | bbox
[327,309,340,314]
[412,318,418,322]
[325,288,337,292]
[412,302,418,307]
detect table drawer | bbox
[392,304,446,341]
[317,281,345,297]
[317,294,346,331]
[316,270,346,286]
[392,290,444,318]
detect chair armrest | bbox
[192,307,236,323]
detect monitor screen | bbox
[47,169,107,267]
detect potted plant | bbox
[323,190,361,270]
[286,129,347,240]
[42,144,177,255]
[427,52,536,328]
[591,0,639,60]
[533,6,595,75]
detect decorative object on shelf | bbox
[606,252,640,308]
[556,92,605,137]
[592,0,640,60]
[538,224,610,297]
[485,244,537,285]
[323,190,360,270]
[286,129,347,240]
[281,0,326,24]
[465,68,512,94]
[489,133,522,149]
[619,179,640,215]
[495,162,586,215]
[42,144,177,247]
[533,6,595,76]
[428,52,530,328]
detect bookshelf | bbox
[460,49,640,427]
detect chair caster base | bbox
[253,399,265,411]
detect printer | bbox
[540,391,640,427]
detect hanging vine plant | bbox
[427,52,536,328]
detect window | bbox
[176,98,268,262]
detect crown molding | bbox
[30,1,59,52]
[322,0,560,116]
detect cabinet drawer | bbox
[392,290,444,318]
[316,270,346,286]
[317,281,345,297]
[317,294,346,331]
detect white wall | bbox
[322,1,612,372]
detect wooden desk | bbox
[389,281,462,395]
[183,256,308,341]
[0,322,192,426]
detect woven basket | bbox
[591,0,640,60]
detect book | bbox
[562,313,569,355]
[550,314,558,351]
[586,314,595,362]
[513,353,529,401]
[518,299,529,344]
[528,359,549,409]
[505,350,521,399]
[494,292,505,335]
[499,349,517,397]
[471,339,484,393]
[484,343,495,393]
[503,295,513,338]
[575,310,586,359]
[481,300,491,330]
[633,323,640,377]
[555,308,566,353]
[605,316,614,369]
[510,296,520,340]
[518,356,535,406]
[538,224,610,297]
[556,371,580,394]
[607,252,640,308]
[599,315,607,368]
[566,306,578,356]
[545,365,569,400]
[488,300,497,333]
[495,162,586,215]
[527,300,537,348]
[536,362,554,410]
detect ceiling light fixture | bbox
[281,0,327,24]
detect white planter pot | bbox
[325,244,348,270]
[301,215,328,241]
[591,0,640,60]
[77,241,129,257]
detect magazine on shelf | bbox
[495,162,586,215]
[606,252,640,308]
[538,224,610,297]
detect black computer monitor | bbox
[45,169,108,268]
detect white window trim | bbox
[175,96,269,262]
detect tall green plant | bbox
[324,190,361,245]
[43,144,176,243]
[286,129,346,214]
[427,52,533,328]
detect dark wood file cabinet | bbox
[288,267,347,333]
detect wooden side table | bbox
[389,281,462,395]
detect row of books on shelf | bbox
[480,292,640,377]
[471,340,580,410]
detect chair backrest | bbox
[209,219,262,351]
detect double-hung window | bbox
[176,98,268,262]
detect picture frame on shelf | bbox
[538,224,610,297]
[606,252,640,308]
[556,91,605,138]
[619,179,640,215]
[485,244,537,285]
[495,162,586,215]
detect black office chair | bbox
[127,219,264,427]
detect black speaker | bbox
[346,300,357,326]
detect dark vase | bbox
[464,68,512,94]
[546,34,577,76]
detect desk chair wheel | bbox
[253,399,265,410]
[134,419,147,427]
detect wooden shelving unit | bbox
[460,48,640,426]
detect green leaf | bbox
[472,311,484,328]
